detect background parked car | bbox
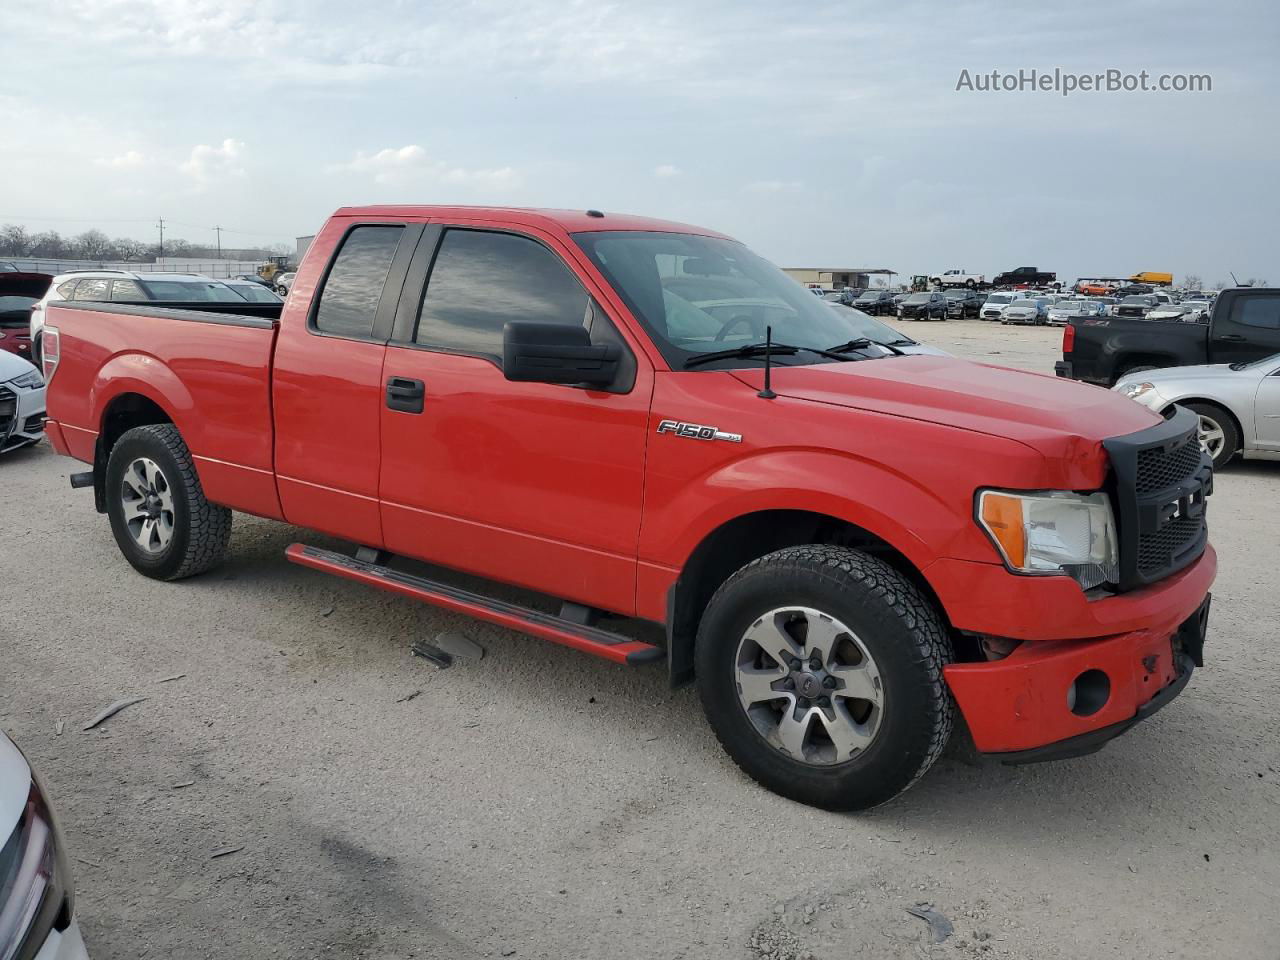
[853,290,895,315]
[1000,297,1050,325]
[224,278,285,304]
[980,291,1018,320]
[1145,303,1201,323]
[275,271,297,295]
[1047,299,1106,325]
[896,290,947,319]
[0,349,46,452]
[30,272,255,357]
[233,273,275,288]
[0,729,90,958]
[0,272,52,360]
[1114,352,1280,468]
[929,269,985,289]
[944,288,983,318]
[1114,294,1158,318]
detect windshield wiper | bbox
[826,337,906,357]
[683,342,856,368]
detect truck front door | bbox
[1208,291,1280,365]
[376,223,652,615]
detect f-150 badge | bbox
[656,419,742,443]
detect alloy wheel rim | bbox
[120,457,175,554]
[1197,416,1225,458]
[734,606,884,765]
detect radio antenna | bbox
[758,325,777,400]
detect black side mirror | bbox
[503,321,620,387]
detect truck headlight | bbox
[977,490,1119,590]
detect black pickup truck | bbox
[993,266,1058,288]
[1056,287,1280,385]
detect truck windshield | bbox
[573,231,897,368]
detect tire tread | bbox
[698,545,954,807]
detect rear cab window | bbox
[313,225,406,339]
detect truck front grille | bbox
[1103,407,1211,590]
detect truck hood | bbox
[730,355,1161,457]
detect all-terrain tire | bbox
[695,545,954,811]
[105,424,232,580]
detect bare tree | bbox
[1213,280,1227,290]
[30,231,67,258]
[114,237,147,261]
[1183,273,1202,291]
[0,224,32,256]
[73,229,114,260]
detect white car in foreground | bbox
[1,351,46,453]
[1114,353,1280,469]
[0,731,90,959]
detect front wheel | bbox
[105,424,232,580]
[695,546,954,811]
[1185,401,1239,470]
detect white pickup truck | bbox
[929,269,986,289]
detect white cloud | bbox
[179,139,246,185]
[333,144,521,189]
[744,179,803,194]
[95,150,147,168]
[653,164,681,178]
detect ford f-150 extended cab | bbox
[41,206,1215,810]
[1056,287,1280,386]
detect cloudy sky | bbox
[3,0,1275,284]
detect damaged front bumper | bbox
[944,595,1211,761]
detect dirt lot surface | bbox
[3,318,1277,959]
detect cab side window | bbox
[1234,295,1280,330]
[415,230,589,359]
[313,225,405,339]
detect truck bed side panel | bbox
[46,303,283,519]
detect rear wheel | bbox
[105,424,232,580]
[1185,401,1239,469]
[695,546,954,810]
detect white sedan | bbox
[0,731,90,959]
[1113,353,1280,468]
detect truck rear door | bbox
[375,221,652,615]
[1208,291,1280,365]
[272,219,424,545]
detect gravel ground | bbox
[3,318,1277,959]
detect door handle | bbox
[385,376,425,413]
[1215,334,1246,342]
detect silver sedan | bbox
[1113,354,1280,468]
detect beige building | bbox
[783,267,894,290]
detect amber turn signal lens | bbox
[979,492,1026,568]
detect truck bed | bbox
[44,299,282,517]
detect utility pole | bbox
[213,225,223,259]
[156,217,165,260]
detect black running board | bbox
[286,544,664,666]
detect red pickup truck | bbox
[41,206,1215,809]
